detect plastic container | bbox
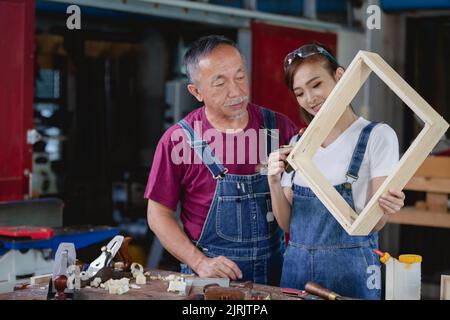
[382,253,422,300]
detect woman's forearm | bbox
[269,181,292,232]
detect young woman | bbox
[267,43,405,299]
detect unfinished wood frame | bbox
[286,50,449,236]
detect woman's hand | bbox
[378,189,405,215]
[267,146,293,185]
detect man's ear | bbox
[334,67,345,82]
[187,84,203,102]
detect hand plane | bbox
[47,242,77,300]
[81,235,133,286]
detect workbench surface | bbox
[0,269,301,300]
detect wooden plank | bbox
[441,275,450,300]
[287,49,450,236]
[30,274,52,286]
[388,207,450,228]
[413,156,450,179]
[405,176,450,193]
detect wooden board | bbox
[405,176,450,194]
[388,207,450,229]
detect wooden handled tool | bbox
[118,236,133,271]
[304,281,356,300]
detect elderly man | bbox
[145,35,297,285]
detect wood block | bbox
[426,193,448,212]
[30,274,52,286]
[441,275,450,300]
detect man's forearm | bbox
[147,204,205,272]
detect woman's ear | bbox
[334,67,345,82]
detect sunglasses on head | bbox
[284,44,339,69]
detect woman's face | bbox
[292,60,343,116]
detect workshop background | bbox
[0,0,449,299]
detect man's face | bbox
[187,45,250,120]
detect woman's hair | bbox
[284,42,340,124]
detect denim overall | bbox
[281,122,381,299]
[178,108,284,285]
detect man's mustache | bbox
[224,96,248,107]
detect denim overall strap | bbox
[345,122,379,185]
[260,107,277,159]
[178,119,228,179]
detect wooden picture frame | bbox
[286,50,449,236]
[442,275,450,300]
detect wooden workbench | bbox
[0,269,300,300]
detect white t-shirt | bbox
[281,117,399,214]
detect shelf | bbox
[388,207,450,229]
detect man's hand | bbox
[194,256,243,280]
[378,189,405,215]
[267,146,293,185]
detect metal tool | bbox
[280,145,295,173]
[86,235,124,278]
[185,277,230,288]
[47,242,77,300]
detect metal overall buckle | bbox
[189,140,208,149]
[213,168,228,180]
[344,173,358,189]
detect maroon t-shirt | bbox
[144,103,298,240]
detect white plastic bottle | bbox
[382,253,422,300]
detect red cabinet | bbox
[0,0,35,201]
[251,21,337,128]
